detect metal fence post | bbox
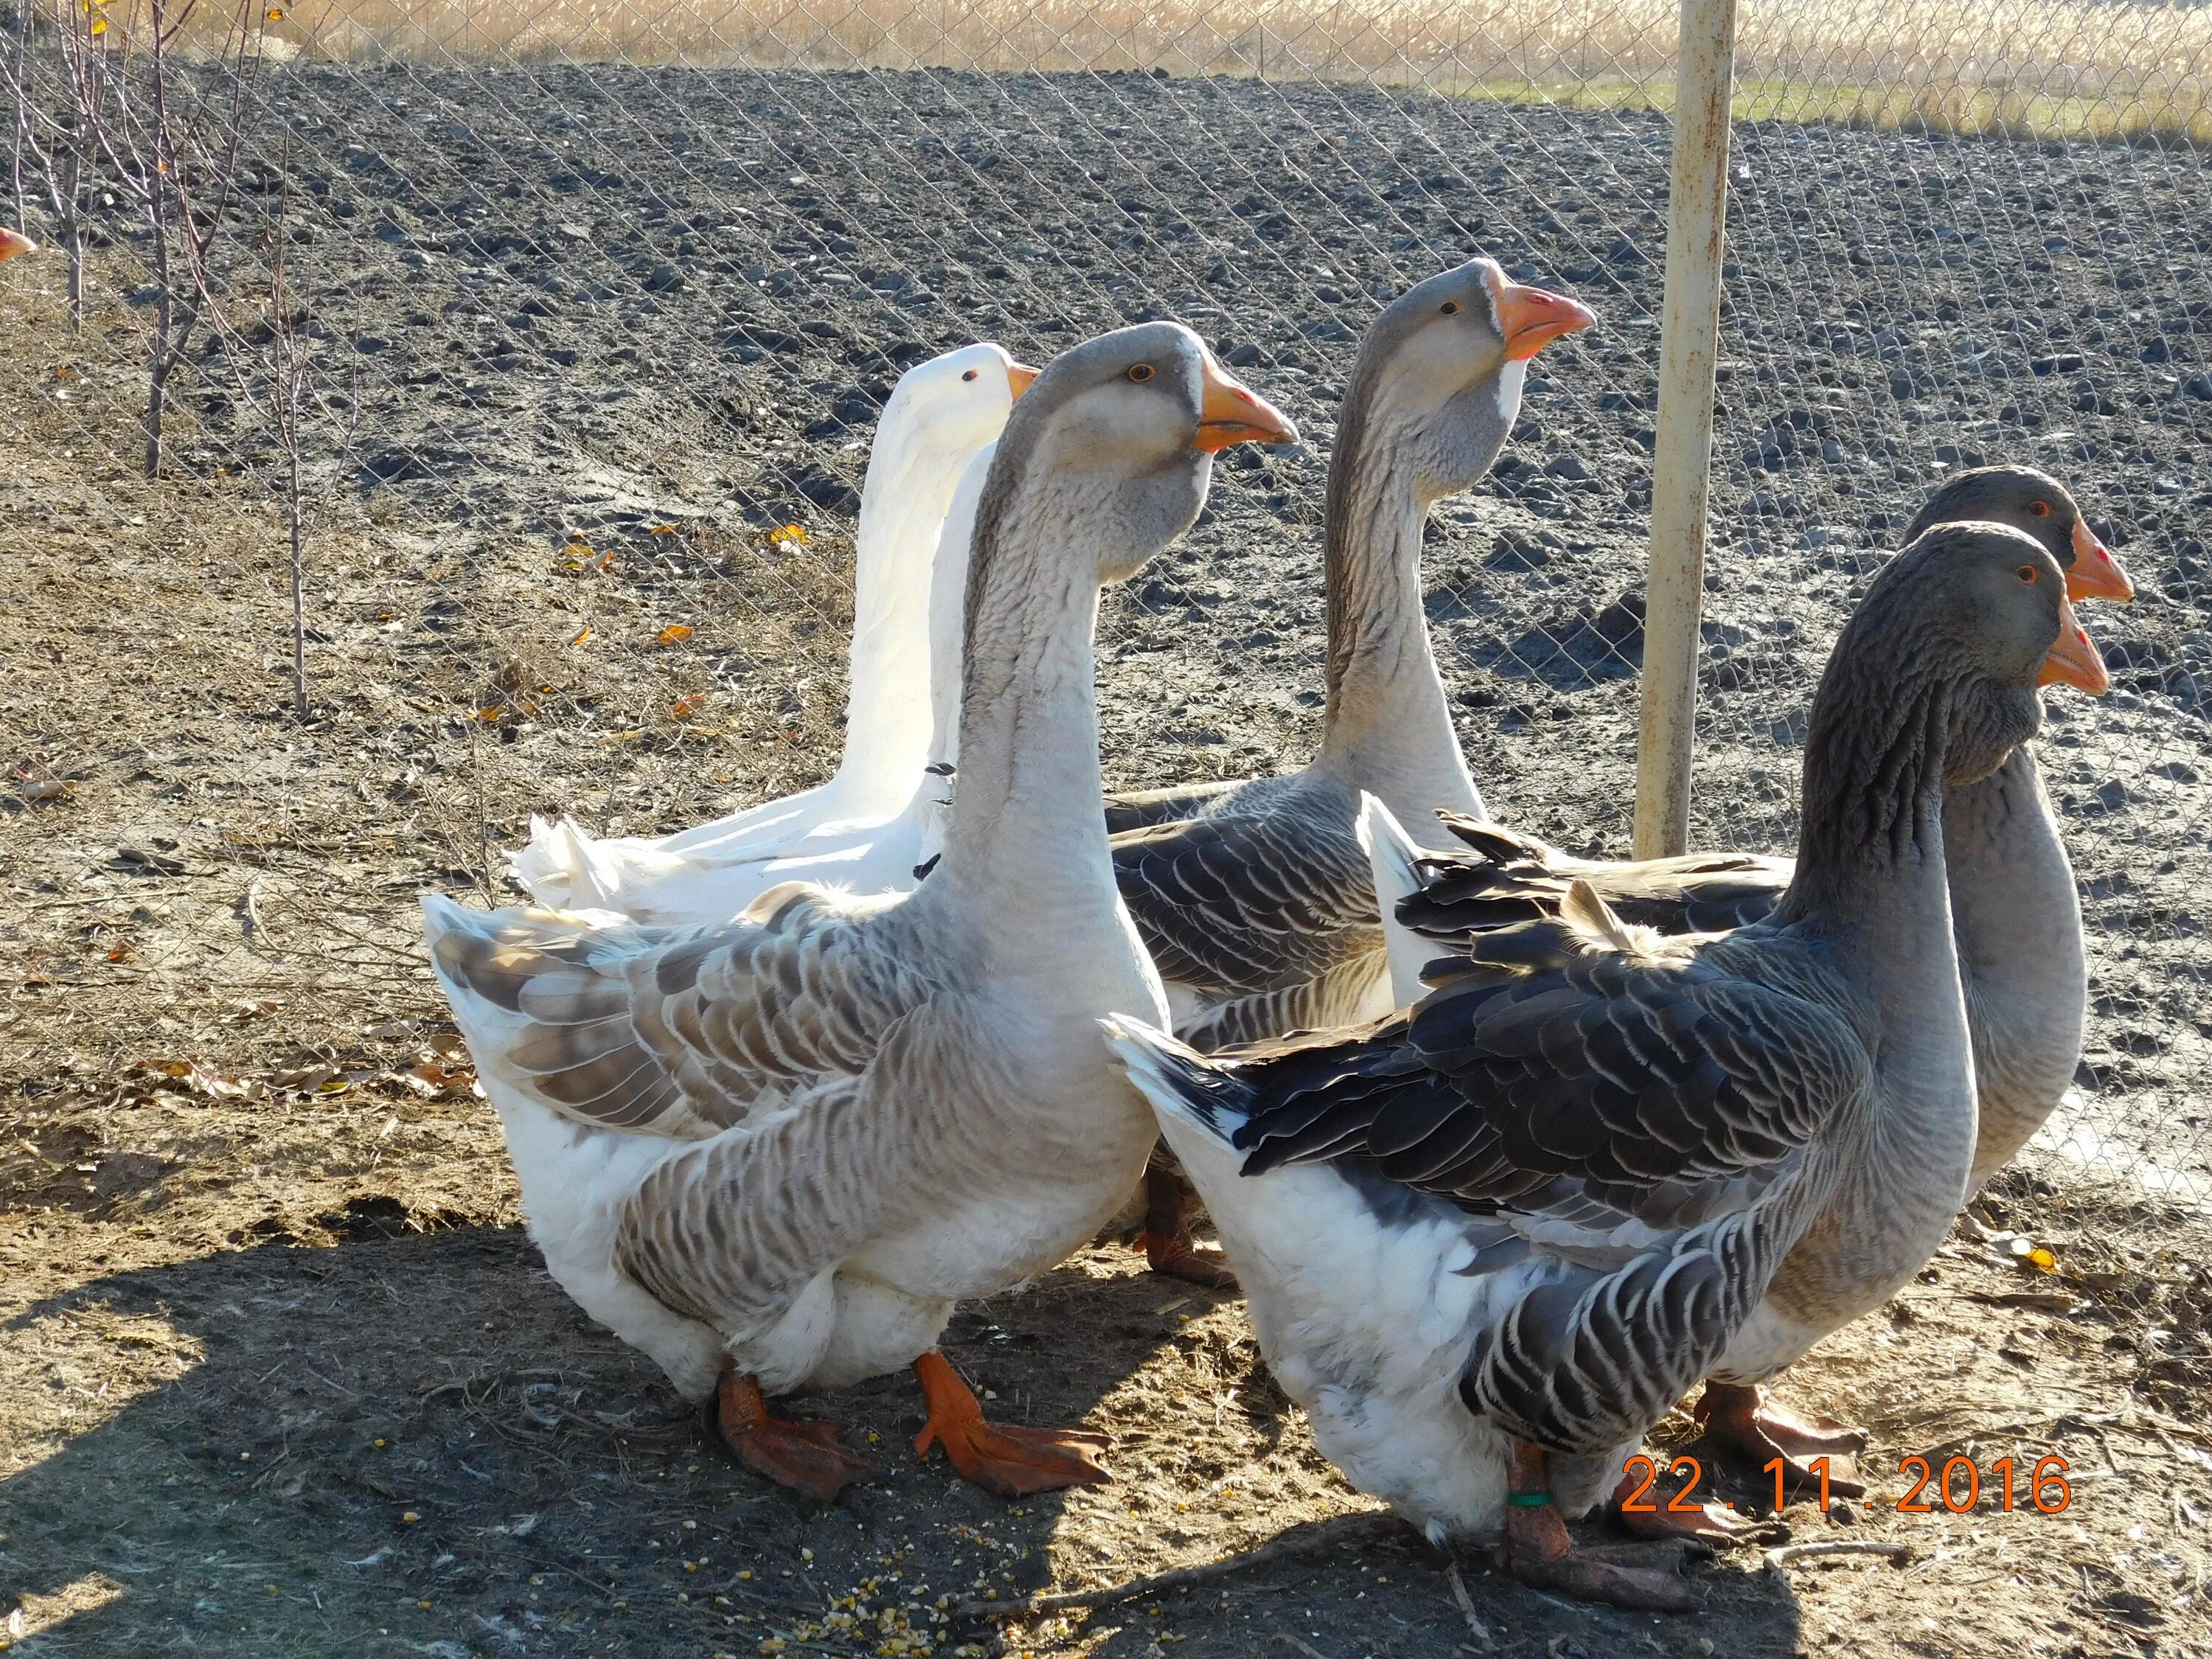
[1632,0,1739,859]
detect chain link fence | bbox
[5,0,2208,1199]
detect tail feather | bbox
[1357,793,1436,1008]
[1097,1014,1253,1145]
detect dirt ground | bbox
[4,63,2212,1659]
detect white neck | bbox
[1315,449,1485,831]
[924,444,993,771]
[833,429,968,808]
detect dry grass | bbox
[116,0,2192,142]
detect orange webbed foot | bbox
[1695,1383,1866,1497]
[1607,1467,1764,1543]
[714,1369,873,1502]
[911,1351,1112,1498]
[1138,1158,1239,1289]
[1502,1444,1698,1613]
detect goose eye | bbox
[2017,565,2039,584]
[961,369,978,382]
[1439,300,1461,316]
[1127,364,1155,383]
[2028,499,2051,518]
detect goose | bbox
[1110,258,1594,1056]
[509,341,1037,922]
[1105,523,2111,1608]
[424,324,1295,1501]
[1368,465,2129,1492]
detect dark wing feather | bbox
[1112,782,1379,1009]
[1402,811,1792,942]
[1226,913,1868,1212]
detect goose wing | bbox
[1399,813,1792,943]
[1228,894,1868,1223]
[1112,781,1377,1005]
[425,883,937,1138]
[1102,776,1245,835]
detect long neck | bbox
[1781,662,1974,1188]
[933,493,1120,956]
[1942,743,2087,1180]
[1315,440,1484,827]
[834,433,954,801]
[925,447,992,771]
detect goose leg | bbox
[911,1351,1113,1498]
[1694,1382,1868,1497]
[712,1368,873,1501]
[1607,1463,1761,1543]
[1498,1444,1698,1613]
[1138,1150,1239,1289]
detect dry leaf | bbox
[474,704,505,723]
[2025,1246,2057,1273]
[653,624,694,647]
[568,625,592,647]
[650,523,679,536]
[265,4,283,16]
[769,522,808,546]
[670,694,707,719]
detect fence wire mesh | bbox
[4,0,2208,1203]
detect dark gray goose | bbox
[1106,523,2110,1610]
[1368,465,2127,1488]
[1110,256,1596,1051]
[423,324,1295,1503]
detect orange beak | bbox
[2039,595,2111,695]
[1196,355,1298,452]
[1492,277,1596,361]
[0,228,36,264]
[2065,518,2134,602]
[1006,360,1040,400]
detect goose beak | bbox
[1494,279,1596,361]
[2066,519,2134,602]
[1006,360,1040,401]
[0,227,36,264]
[1196,358,1298,452]
[2039,596,2111,695]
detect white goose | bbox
[1367,465,2126,1499]
[425,324,1295,1500]
[510,342,1037,921]
[1107,525,2110,1607]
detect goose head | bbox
[883,341,1040,465]
[0,228,35,263]
[988,321,1295,586]
[1338,257,1594,506]
[1907,462,2133,602]
[1879,521,2110,787]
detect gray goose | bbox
[1107,259,1592,1279]
[424,324,1293,1502]
[1378,465,2128,1490]
[1105,523,2110,1610]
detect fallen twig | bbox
[953,1510,1397,1620]
[1444,1562,1495,1650]
[1764,1540,1910,1571]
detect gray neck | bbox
[1944,745,2086,1184]
[1315,447,1484,827]
[933,492,1121,960]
